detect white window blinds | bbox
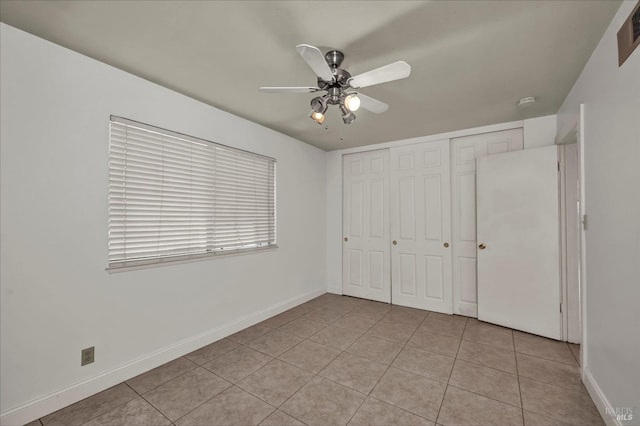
[108,116,276,269]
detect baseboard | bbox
[0,288,325,426]
[455,301,478,318]
[583,366,621,426]
[327,285,342,295]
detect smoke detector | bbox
[517,97,536,108]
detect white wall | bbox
[523,114,557,149]
[0,24,326,424]
[556,1,640,422]
[325,150,344,294]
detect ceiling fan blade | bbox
[348,61,411,89]
[296,44,334,82]
[259,86,320,93]
[357,93,389,114]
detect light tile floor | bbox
[28,294,600,426]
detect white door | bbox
[577,104,587,365]
[390,140,452,313]
[477,146,561,339]
[560,143,580,343]
[343,150,391,303]
[450,129,523,317]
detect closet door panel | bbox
[450,129,523,317]
[343,150,391,303]
[391,139,452,313]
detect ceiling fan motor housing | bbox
[316,51,353,106]
[317,67,351,89]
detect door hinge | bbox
[558,161,560,171]
[560,303,563,313]
[582,214,588,230]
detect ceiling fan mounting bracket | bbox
[325,50,344,68]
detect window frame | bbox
[107,116,277,271]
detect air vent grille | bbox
[633,5,640,42]
[617,1,640,66]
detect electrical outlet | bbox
[81,346,95,366]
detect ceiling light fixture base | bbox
[325,50,344,68]
[517,96,537,108]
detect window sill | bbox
[106,245,278,273]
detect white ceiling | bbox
[0,1,620,151]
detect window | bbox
[108,116,276,269]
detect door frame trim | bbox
[578,103,587,373]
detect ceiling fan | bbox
[260,44,411,125]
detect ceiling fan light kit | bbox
[344,93,360,112]
[310,96,328,124]
[260,44,411,127]
[339,104,356,124]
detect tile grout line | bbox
[233,315,326,426]
[344,307,391,423]
[299,301,380,425]
[130,357,201,395]
[426,317,533,412]
[221,383,280,426]
[344,307,440,424]
[73,383,142,426]
[513,331,526,426]
[128,380,182,426]
[568,341,581,366]
[457,343,578,376]
[443,383,527,411]
[77,349,235,426]
[271,300,372,425]
[274,296,361,425]
[515,350,580,367]
[342,303,398,425]
[434,314,468,425]
[414,320,571,412]
[198,305,327,425]
[452,325,584,411]
[232,356,317,415]
[365,394,436,424]
[513,341,601,425]
[155,376,234,425]
[512,331,580,365]
[513,363,587,394]
[516,374,591,395]
[446,327,538,411]
[171,324,319,426]
[453,344,520,376]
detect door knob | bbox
[392,240,398,245]
[344,237,348,242]
[478,243,486,250]
[443,242,449,248]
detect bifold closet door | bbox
[342,150,391,303]
[390,140,452,313]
